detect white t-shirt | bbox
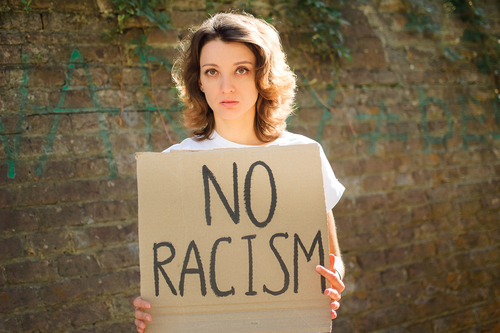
[163,131,345,211]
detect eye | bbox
[236,67,249,75]
[205,69,217,76]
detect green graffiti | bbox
[33,50,118,178]
[356,100,408,154]
[0,54,29,178]
[301,76,334,143]
[459,95,485,149]
[139,52,186,148]
[418,87,453,153]
[0,48,186,179]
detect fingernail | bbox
[324,289,330,296]
[315,265,321,272]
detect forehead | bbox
[200,40,256,65]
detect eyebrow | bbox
[201,61,253,68]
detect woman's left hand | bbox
[315,253,345,319]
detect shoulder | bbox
[276,131,319,146]
[162,138,201,152]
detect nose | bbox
[220,74,235,94]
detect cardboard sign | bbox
[136,144,330,333]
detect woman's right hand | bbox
[133,296,152,333]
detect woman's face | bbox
[199,40,259,128]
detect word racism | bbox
[152,161,327,298]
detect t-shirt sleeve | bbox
[319,145,345,211]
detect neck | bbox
[215,121,264,145]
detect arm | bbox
[327,210,345,279]
[315,210,345,319]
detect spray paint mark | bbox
[0,54,29,178]
[356,100,408,154]
[459,95,485,149]
[418,87,453,153]
[302,76,334,144]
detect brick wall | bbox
[1,0,499,332]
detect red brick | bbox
[100,270,130,294]
[383,208,412,228]
[26,229,72,255]
[368,287,402,309]
[332,198,354,216]
[88,223,137,248]
[99,178,137,199]
[57,254,101,278]
[59,180,101,202]
[127,268,141,289]
[407,259,446,280]
[68,301,111,327]
[50,89,94,109]
[412,295,459,317]
[0,316,19,333]
[341,294,370,315]
[82,199,136,222]
[433,309,476,333]
[38,204,84,228]
[454,232,489,251]
[363,174,395,192]
[96,244,139,270]
[355,305,411,332]
[353,271,383,292]
[0,236,24,260]
[5,183,59,208]
[19,308,71,333]
[5,260,56,284]
[27,68,65,87]
[355,194,386,212]
[38,275,102,306]
[381,267,408,286]
[410,242,436,260]
[0,287,37,313]
[0,208,38,234]
[457,286,490,306]
[36,159,76,180]
[445,271,470,291]
[70,67,109,87]
[476,301,500,323]
[385,246,411,265]
[75,157,112,178]
[70,322,135,333]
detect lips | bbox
[220,100,239,107]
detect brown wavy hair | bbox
[172,12,296,142]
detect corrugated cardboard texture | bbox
[136,144,330,332]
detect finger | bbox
[331,300,340,311]
[331,309,337,320]
[135,310,152,322]
[324,288,341,301]
[315,265,345,291]
[133,297,152,310]
[329,253,335,273]
[135,319,145,332]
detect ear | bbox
[198,79,204,92]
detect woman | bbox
[134,12,345,332]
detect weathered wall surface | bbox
[1,0,499,332]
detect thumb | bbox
[329,253,336,273]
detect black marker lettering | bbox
[179,240,207,297]
[210,237,235,297]
[244,161,277,228]
[242,234,257,296]
[153,242,177,296]
[263,232,289,296]
[202,163,239,226]
[293,231,325,293]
